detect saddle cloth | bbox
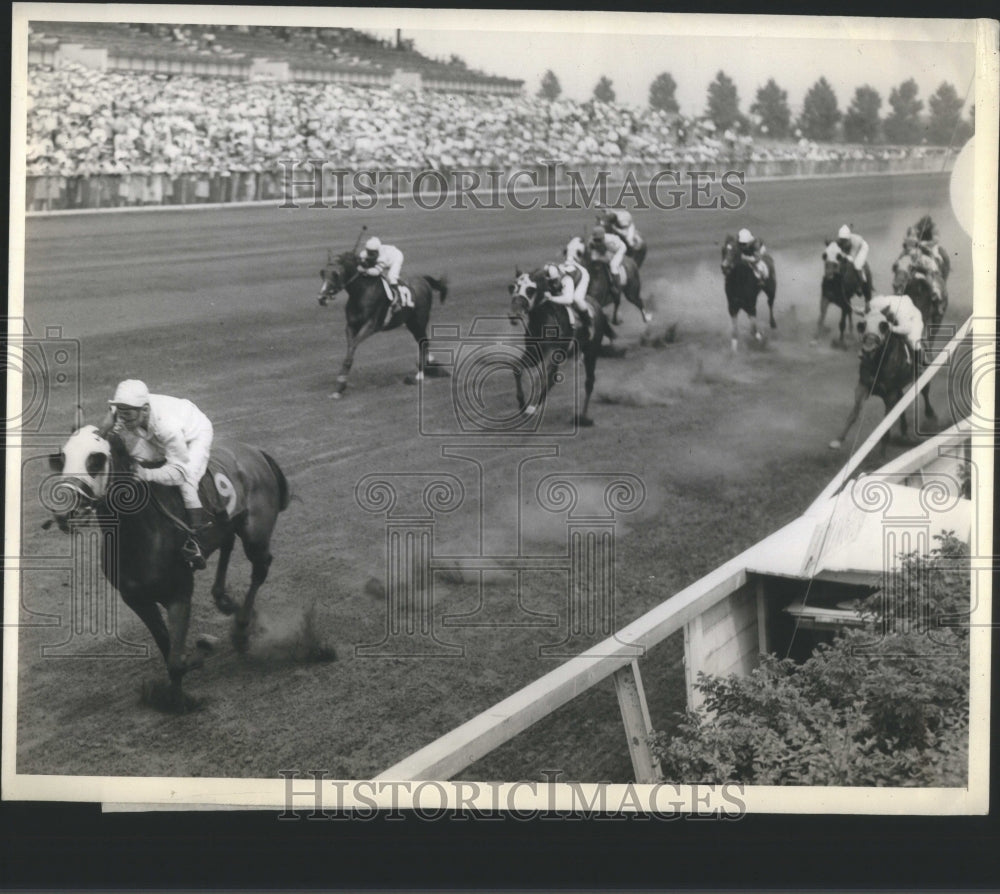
[198,444,249,519]
[380,278,412,306]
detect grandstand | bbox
[27,22,523,93]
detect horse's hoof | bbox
[828,440,842,450]
[523,405,537,417]
[925,407,937,420]
[809,339,819,347]
[730,339,739,352]
[196,633,220,652]
[642,312,653,324]
[577,416,594,428]
[140,679,202,714]
[212,590,237,616]
[329,392,343,400]
[403,375,416,385]
[232,622,251,655]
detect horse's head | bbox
[856,310,892,357]
[508,268,541,327]
[822,240,844,279]
[720,235,739,274]
[46,425,114,531]
[318,251,358,306]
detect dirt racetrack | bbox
[15,171,973,782]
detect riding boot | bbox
[181,507,211,570]
[579,308,593,340]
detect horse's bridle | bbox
[319,262,361,306]
[508,274,538,328]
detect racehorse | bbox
[720,234,777,351]
[318,250,449,398]
[598,212,647,268]
[46,425,291,711]
[828,310,936,454]
[508,268,610,427]
[892,251,947,328]
[911,214,951,282]
[815,239,863,348]
[566,236,650,325]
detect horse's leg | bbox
[525,347,557,418]
[767,285,777,329]
[921,383,937,420]
[626,273,651,323]
[579,348,596,427]
[817,294,830,336]
[748,311,762,343]
[211,529,238,615]
[404,313,429,385]
[730,313,740,352]
[123,595,171,663]
[829,384,868,449]
[233,538,273,654]
[513,344,531,412]
[331,318,378,399]
[165,598,201,710]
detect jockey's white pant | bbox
[384,255,403,285]
[179,423,213,509]
[549,275,590,316]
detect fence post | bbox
[612,660,661,783]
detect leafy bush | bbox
[651,533,969,786]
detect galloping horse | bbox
[815,240,863,348]
[892,252,947,328]
[508,268,610,427]
[598,211,648,268]
[721,234,777,351]
[46,426,290,711]
[829,308,936,454]
[318,250,449,398]
[565,236,650,325]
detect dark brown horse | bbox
[318,250,448,397]
[507,268,611,427]
[892,251,947,328]
[46,426,290,711]
[721,234,777,351]
[829,310,936,454]
[815,239,866,348]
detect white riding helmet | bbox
[545,264,561,282]
[109,379,150,408]
[364,236,382,252]
[837,224,852,240]
[737,228,753,244]
[616,210,633,227]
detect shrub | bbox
[651,533,969,786]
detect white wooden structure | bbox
[377,318,978,783]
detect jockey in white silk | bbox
[359,236,409,307]
[737,228,770,285]
[587,226,627,291]
[867,293,924,357]
[543,263,592,335]
[836,224,870,277]
[101,379,215,569]
[608,210,640,251]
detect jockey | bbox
[737,228,770,286]
[543,263,592,337]
[906,223,946,271]
[867,293,924,360]
[836,224,872,301]
[587,225,627,300]
[607,209,641,251]
[359,236,409,310]
[904,245,946,310]
[99,379,214,570]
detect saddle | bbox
[198,445,250,521]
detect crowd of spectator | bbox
[24,60,951,210]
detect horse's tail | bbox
[424,275,448,303]
[261,451,291,512]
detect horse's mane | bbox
[106,431,134,474]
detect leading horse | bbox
[721,234,777,351]
[46,426,291,711]
[892,252,947,329]
[319,250,449,398]
[508,268,611,427]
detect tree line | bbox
[536,68,974,146]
